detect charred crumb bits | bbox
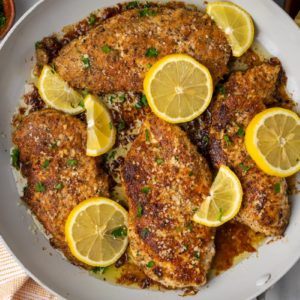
[141,277,151,289]
[153,267,163,278]
[115,252,128,268]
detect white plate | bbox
[0,0,299,299]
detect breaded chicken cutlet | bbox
[54,5,231,94]
[122,115,215,288]
[13,109,109,267]
[209,61,290,236]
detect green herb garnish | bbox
[239,163,251,173]
[111,226,127,238]
[127,1,139,9]
[107,150,116,160]
[146,63,152,68]
[11,148,20,170]
[145,129,150,142]
[217,84,226,95]
[274,183,281,194]
[189,171,194,177]
[135,94,148,109]
[35,41,42,49]
[81,55,91,69]
[67,159,78,167]
[118,120,126,132]
[137,204,143,218]
[140,228,150,239]
[101,44,112,53]
[141,186,151,194]
[92,266,107,274]
[54,182,64,190]
[88,14,97,26]
[139,7,157,17]
[145,47,158,58]
[237,127,245,137]
[146,260,155,268]
[109,121,113,130]
[42,159,50,169]
[78,100,85,108]
[155,157,164,165]
[186,222,193,232]
[35,182,46,193]
[224,134,232,146]
[194,251,200,260]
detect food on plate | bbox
[85,94,116,156]
[10,0,300,294]
[12,109,109,267]
[143,54,213,123]
[206,1,255,57]
[38,65,84,115]
[53,5,231,94]
[245,107,300,177]
[193,165,243,227]
[122,115,214,288]
[209,62,290,236]
[65,197,128,266]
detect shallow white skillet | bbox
[0,0,299,299]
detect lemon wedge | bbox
[65,197,128,267]
[143,54,213,124]
[206,2,255,57]
[84,94,116,157]
[193,165,243,227]
[245,107,300,177]
[38,65,84,114]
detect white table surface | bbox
[3,1,300,299]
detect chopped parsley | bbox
[135,94,148,109]
[92,266,107,274]
[224,134,232,146]
[239,163,251,173]
[55,182,64,190]
[141,186,151,194]
[140,228,150,239]
[118,94,126,102]
[155,157,164,165]
[137,204,143,218]
[0,1,6,28]
[88,14,97,26]
[50,141,58,149]
[185,222,193,232]
[107,150,116,160]
[194,251,200,260]
[216,84,226,95]
[78,100,85,108]
[182,244,188,252]
[146,63,152,68]
[146,260,155,268]
[188,171,194,177]
[42,159,50,169]
[139,7,157,17]
[67,159,78,167]
[111,226,127,238]
[118,120,126,132]
[35,182,46,193]
[11,148,20,170]
[35,41,42,49]
[202,135,209,146]
[274,183,281,194]
[101,44,112,53]
[237,127,245,137]
[145,47,158,58]
[127,1,139,9]
[145,129,150,142]
[217,208,224,222]
[81,55,91,69]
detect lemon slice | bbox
[65,197,128,267]
[245,107,300,177]
[193,165,243,227]
[38,65,84,114]
[206,2,255,57]
[84,94,116,156]
[143,54,213,124]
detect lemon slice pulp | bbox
[65,197,128,267]
[193,165,243,227]
[206,2,255,57]
[38,65,84,114]
[245,107,300,177]
[84,94,116,156]
[144,54,213,124]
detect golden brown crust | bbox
[122,115,214,288]
[54,6,231,93]
[209,61,290,236]
[13,109,109,267]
